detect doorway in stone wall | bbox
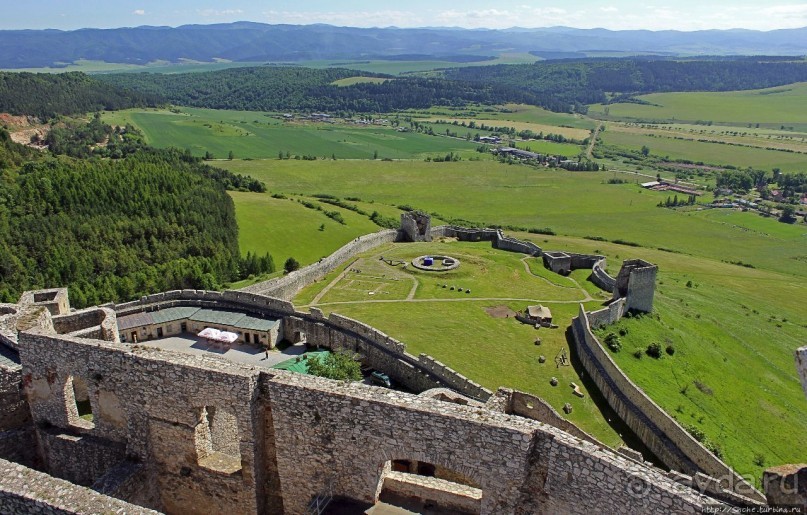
[374,459,482,514]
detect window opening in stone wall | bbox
[195,406,242,474]
[66,376,95,429]
[378,460,482,514]
[245,333,250,344]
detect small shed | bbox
[525,305,552,324]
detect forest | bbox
[97,66,534,113]
[97,58,807,114]
[444,58,807,111]
[0,72,156,119]
[0,121,271,308]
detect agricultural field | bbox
[220,159,807,278]
[421,117,592,141]
[7,53,541,76]
[407,104,598,130]
[600,129,807,172]
[588,82,807,128]
[102,108,484,160]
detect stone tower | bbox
[400,212,432,242]
[613,259,658,312]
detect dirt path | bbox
[310,259,359,305]
[519,257,593,302]
[586,123,602,159]
[300,297,597,309]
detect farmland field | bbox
[103,108,484,160]
[600,129,807,172]
[589,82,807,128]
[220,159,807,278]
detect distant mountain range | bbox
[1,22,806,69]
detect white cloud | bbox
[263,10,416,27]
[132,9,146,16]
[198,9,245,17]
[262,4,807,31]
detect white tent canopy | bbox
[197,327,238,344]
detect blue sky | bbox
[4,1,807,31]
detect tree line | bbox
[443,58,807,112]
[96,66,539,113]
[0,71,157,120]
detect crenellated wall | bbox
[487,388,604,447]
[241,229,399,300]
[570,305,762,502]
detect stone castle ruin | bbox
[0,213,801,513]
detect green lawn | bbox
[293,241,617,445]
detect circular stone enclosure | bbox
[411,255,461,272]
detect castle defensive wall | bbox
[1,212,799,512]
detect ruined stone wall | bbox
[240,229,399,300]
[52,307,119,342]
[0,362,29,432]
[401,212,432,242]
[591,259,616,292]
[114,289,296,318]
[571,305,762,501]
[284,312,493,401]
[586,299,627,329]
[614,259,658,312]
[380,471,482,513]
[496,235,542,255]
[543,252,572,274]
[0,458,159,514]
[0,429,36,467]
[264,371,717,515]
[797,347,806,399]
[37,430,126,487]
[488,388,603,446]
[18,332,266,515]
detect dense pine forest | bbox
[445,58,807,111]
[97,66,534,113]
[0,120,271,308]
[0,72,157,119]
[97,58,807,114]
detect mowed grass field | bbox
[220,159,807,278]
[102,108,483,160]
[589,82,807,127]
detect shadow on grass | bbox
[565,326,666,469]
